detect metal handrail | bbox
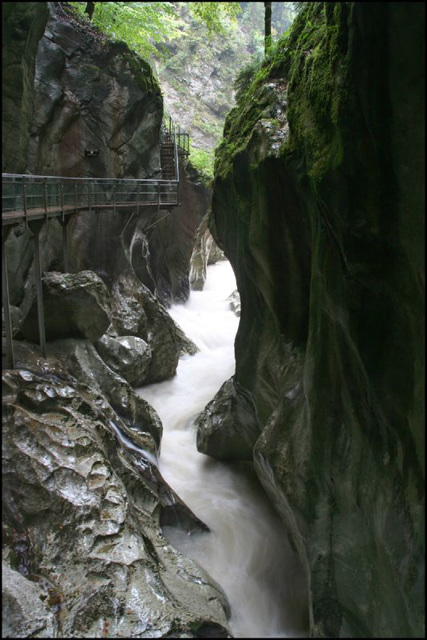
[2,174,179,224]
[2,115,190,224]
[2,173,178,183]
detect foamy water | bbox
[137,260,308,638]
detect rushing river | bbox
[137,260,308,638]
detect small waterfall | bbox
[137,260,308,638]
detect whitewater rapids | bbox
[137,260,308,638]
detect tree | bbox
[71,2,183,59]
[188,2,241,36]
[264,1,272,54]
[72,2,241,59]
[84,1,95,21]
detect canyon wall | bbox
[3,2,209,308]
[206,3,425,636]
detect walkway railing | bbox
[1,174,179,226]
[163,114,190,156]
[2,118,189,227]
[1,115,190,369]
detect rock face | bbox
[3,2,210,316]
[2,561,57,639]
[209,3,425,638]
[2,2,49,173]
[146,160,213,304]
[2,6,228,638]
[189,212,224,291]
[196,377,261,461]
[2,362,231,638]
[95,334,152,388]
[28,3,162,179]
[45,338,163,452]
[19,270,112,343]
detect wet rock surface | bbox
[108,270,198,379]
[145,160,212,306]
[141,280,198,382]
[227,290,241,317]
[3,3,209,315]
[2,561,58,639]
[95,334,152,387]
[2,359,231,638]
[19,271,112,343]
[190,212,225,291]
[196,377,261,461]
[45,338,163,452]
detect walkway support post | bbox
[59,215,73,273]
[28,220,47,358]
[2,227,15,369]
[22,179,28,230]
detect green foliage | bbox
[215,2,352,183]
[233,57,263,101]
[70,2,244,60]
[187,2,242,36]
[188,144,215,182]
[70,2,185,60]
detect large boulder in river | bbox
[196,377,262,461]
[95,334,152,387]
[2,364,231,638]
[227,290,241,317]
[109,271,198,383]
[19,270,112,343]
[109,273,149,339]
[46,338,162,451]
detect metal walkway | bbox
[2,118,189,228]
[2,116,190,368]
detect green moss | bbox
[215,2,352,183]
[121,49,160,94]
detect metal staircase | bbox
[161,115,190,180]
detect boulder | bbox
[109,272,149,339]
[95,334,152,387]
[109,270,198,379]
[196,377,262,461]
[139,280,198,382]
[46,338,162,452]
[19,271,112,343]
[227,290,241,317]
[2,366,231,638]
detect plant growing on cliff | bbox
[70,2,184,59]
[188,143,215,183]
[71,2,242,60]
[188,2,241,35]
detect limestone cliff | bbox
[205,3,425,637]
[3,2,209,308]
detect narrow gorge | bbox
[2,2,424,639]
